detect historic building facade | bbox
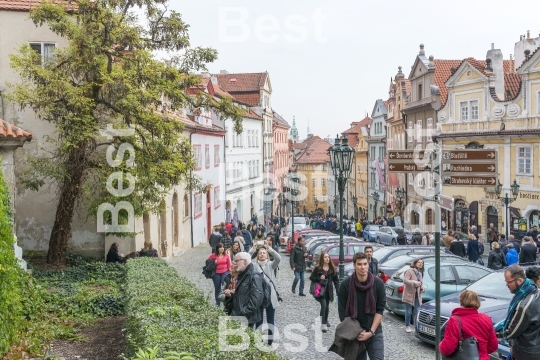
[367,100,387,220]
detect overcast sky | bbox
[170,0,538,140]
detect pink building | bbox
[272,111,290,214]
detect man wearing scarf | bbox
[337,252,386,360]
[495,265,540,360]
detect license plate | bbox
[419,325,436,336]
[385,287,393,296]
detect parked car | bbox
[285,230,332,253]
[306,236,366,268]
[363,225,381,242]
[312,242,384,269]
[414,268,532,359]
[376,253,466,283]
[392,227,412,244]
[375,226,400,245]
[385,261,492,316]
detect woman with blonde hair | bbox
[487,240,506,270]
[439,290,498,359]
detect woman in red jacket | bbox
[208,243,231,306]
[439,290,498,360]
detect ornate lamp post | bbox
[333,197,338,215]
[278,193,284,227]
[265,185,276,228]
[396,187,405,219]
[372,191,380,219]
[352,195,358,219]
[328,135,354,282]
[286,170,300,246]
[314,198,319,213]
[495,179,520,239]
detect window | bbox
[517,147,531,175]
[214,186,221,209]
[29,42,56,65]
[370,146,375,160]
[408,122,413,142]
[427,173,434,189]
[426,118,433,142]
[321,178,325,187]
[248,130,252,147]
[313,179,317,187]
[454,265,490,285]
[371,172,376,187]
[417,83,423,101]
[225,128,229,148]
[416,119,423,140]
[328,246,340,256]
[428,266,456,285]
[214,145,220,167]
[378,147,384,161]
[313,194,317,202]
[193,145,202,171]
[194,193,202,219]
[408,173,413,185]
[417,173,424,188]
[460,100,479,121]
[205,144,210,168]
[248,160,253,178]
[183,194,189,218]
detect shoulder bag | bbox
[442,315,480,360]
[260,267,283,302]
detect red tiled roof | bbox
[433,59,463,106]
[503,73,522,101]
[226,92,260,107]
[295,136,332,164]
[0,119,33,141]
[214,72,268,93]
[0,0,73,11]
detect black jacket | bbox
[209,232,222,253]
[290,244,307,271]
[106,249,123,263]
[231,263,264,325]
[505,287,540,360]
[449,240,466,257]
[487,249,506,270]
[310,266,340,302]
[368,258,379,276]
[519,243,538,265]
[241,229,253,248]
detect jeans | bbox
[213,271,229,305]
[356,332,384,360]
[256,304,276,345]
[292,270,305,293]
[317,292,330,324]
[405,295,420,327]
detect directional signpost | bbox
[441,149,498,187]
[438,195,454,211]
[387,150,429,173]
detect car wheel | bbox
[376,237,381,244]
[391,238,397,246]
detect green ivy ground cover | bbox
[124,258,285,360]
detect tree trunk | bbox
[46,145,89,264]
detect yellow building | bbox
[294,135,332,214]
[436,39,540,238]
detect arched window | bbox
[183,194,189,218]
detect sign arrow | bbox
[390,165,395,169]
[488,152,495,158]
[488,165,495,172]
[389,153,395,158]
[489,178,496,184]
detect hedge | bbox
[124,258,284,360]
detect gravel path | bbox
[169,244,436,360]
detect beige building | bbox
[436,36,540,238]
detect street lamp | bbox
[495,179,520,239]
[328,135,354,282]
[286,170,300,247]
[352,195,358,219]
[265,185,276,228]
[278,193,284,227]
[333,197,338,215]
[314,198,319,213]
[372,191,380,219]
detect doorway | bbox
[486,206,498,232]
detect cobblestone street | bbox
[169,244,436,360]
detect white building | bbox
[223,106,264,224]
[367,99,387,219]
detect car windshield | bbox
[293,218,305,224]
[392,264,410,281]
[466,272,513,300]
[380,255,416,268]
[372,248,396,261]
[367,225,380,231]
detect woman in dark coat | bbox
[487,241,506,270]
[310,251,339,333]
[106,242,124,263]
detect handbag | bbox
[260,267,283,302]
[442,316,480,360]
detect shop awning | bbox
[509,207,521,219]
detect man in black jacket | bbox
[364,246,378,275]
[290,236,308,296]
[209,226,222,253]
[338,252,386,360]
[227,252,263,326]
[519,236,538,265]
[240,225,253,249]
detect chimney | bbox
[220,70,229,74]
[428,55,435,68]
[419,44,425,56]
[486,45,504,100]
[210,76,218,85]
[527,30,530,39]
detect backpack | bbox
[257,272,272,309]
[202,259,216,279]
[478,242,485,255]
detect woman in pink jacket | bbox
[208,243,231,306]
[402,258,425,333]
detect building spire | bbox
[290,116,299,143]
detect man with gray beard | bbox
[225,252,264,327]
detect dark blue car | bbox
[415,270,514,359]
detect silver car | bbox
[375,226,399,245]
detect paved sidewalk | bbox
[169,244,436,360]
